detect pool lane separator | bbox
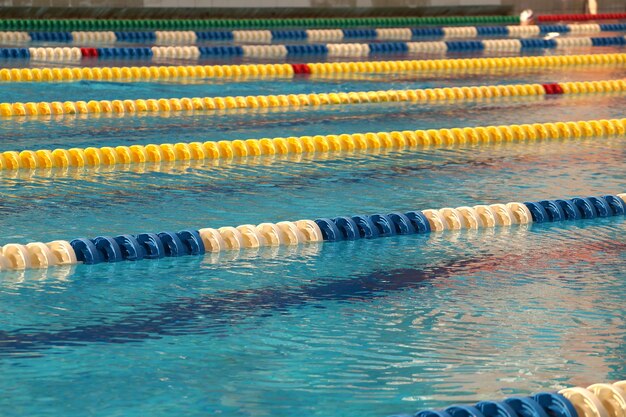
[1,118,626,172]
[1,52,625,82]
[5,22,626,44]
[6,23,626,44]
[2,78,625,118]
[0,16,525,32]
[0,193,624,271]
[3,34,626,61]
[397,380,626,417]
[0,12,623,32]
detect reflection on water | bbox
[0,219,624,417]
[0,136,623,244]
[1,92,626,154]
[2,94,626,152]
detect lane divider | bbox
[0,118,625,172]
[4,24,626,44]
[2,79,624,118]
[0,52,625,82]
[539,13,626,21]
[0,194,623,270]
[3,35,625,61]
[0,152,329,179]
[0,16,523,32]
[2,14,625,31]
[397,380,626,417]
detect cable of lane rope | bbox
[0,193,623,270]
[400,380,626,417]
[2,79,624,118]
[0,53,625,83]
[1,118,625,172]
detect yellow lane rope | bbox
[1,118,624,172]
[0,53,624,83]
[1,79,624,118]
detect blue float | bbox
[370,214,397,237]
[571,197,598,219]
[405,211,431,233]
[176,230,205,255]
[445,405,487,417]
[136,233,166,259]
[93,236,124,262]
[351,214,379,238]
[416,411,454,417]
[540,25,570,33]
[476,26,509,36]
[587,196,611,217]
[412,27,445,37]
[157,232,190,257]
[555,199,582,220]
[113,234,145,261]
[524,202,550,223]
[538,200,565,222]
[533,393,578,417]
[70,238,104,264]
[504,397,549,417]
[332,216,361,240]
[314,218,343,241]
[604,195,626,215]
[387,212,417,235]
[475,401,518,417]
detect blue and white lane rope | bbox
[4,23,626,44]
[0,194,624,271]
[7,35,626,61]
[393,380,626,417]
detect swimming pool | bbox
[0,18,624,417]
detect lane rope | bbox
[2,24,625,44]
[1,118,625,172]
[1,14,624,31]
[0,16,523,31]
[1,52,625,82]
[0,193,623,270]
[2,35,625,61]
[2,78,624,118]
[539,13,626,21]
[400,380,626,417]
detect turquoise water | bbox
[0,47,625,417]
[1,220,625,417]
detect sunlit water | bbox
[0,45,624,417]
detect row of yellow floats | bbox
[0,52,624,82]
[0,118,624,171]
[1,79,625,118]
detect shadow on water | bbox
[0,232,623,358]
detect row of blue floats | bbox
[392,393,576,417]
[315,195,626,242]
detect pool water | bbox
[0,41,624,417]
